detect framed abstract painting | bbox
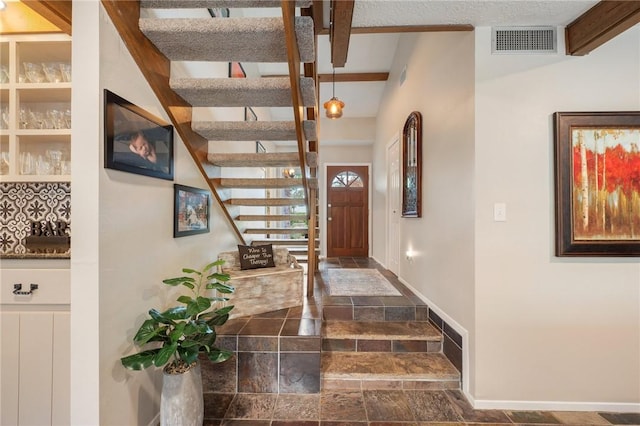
[554,111,640,256]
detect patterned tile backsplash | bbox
[0,182,71,255]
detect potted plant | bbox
[121,259,234,426]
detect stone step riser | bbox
[321,352,460,392]
[322,338,442,353]
[322,306,428,322]
[321,378,461,392]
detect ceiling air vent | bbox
[492,26,557,54]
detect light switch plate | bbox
[494,203,507,221]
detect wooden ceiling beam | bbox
[566,1,640,56]
[21,0,72,35]
[319,24,474,35]
[318,72,388,82]
[330,0,355,67]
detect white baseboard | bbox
[146,412,160,426]
[370,255,386,269]
[396,276,470,399]
[473,399,640,413]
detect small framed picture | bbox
[173,184,210,238]
[257,141,266,153]
[104,89,174,181]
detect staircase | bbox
[102,0,320,293]
[322,320,461,390]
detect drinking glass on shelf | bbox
[47,109,65,129]
[42,62,63,83]
[23,62,44,83]
[60,63,71,82]
[36,155,52,175]
[46,149,63,175]
[0,65,8,84]
[63,109,71,129]
[28,110,46,129]
[61,160,71,175]
[0,152,9,175]
[1,107,8,129]
[20,152,35,175]
[19,107,30,129]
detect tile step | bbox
[322,352,460,390]
[323,320,441,341]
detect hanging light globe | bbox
[324,96,345,119]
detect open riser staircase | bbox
[102,1,463,402]
[103,0,320,291]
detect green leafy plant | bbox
[121,259,234,373]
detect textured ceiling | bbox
[270,0,602,125]
[352,1,598,27]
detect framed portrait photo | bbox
[554,111,640,256]
[174,184,211,238]
[104,89,174,180]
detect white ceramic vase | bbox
[160,362,204,426]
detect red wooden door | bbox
[326,165,369,257]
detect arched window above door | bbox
[331,171,364,188]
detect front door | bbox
[326,165,369,257]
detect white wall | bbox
[70,2,100,424]
[372,30,476,360]
[373,26,640,411]
[474,27,640,409]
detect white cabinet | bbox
[0,269,70,425]
[0,34,71,181]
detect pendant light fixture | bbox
[323,69,344,119]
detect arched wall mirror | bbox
[402,111,422,217]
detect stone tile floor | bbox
[201,257,640,425]
[203,389,640,425]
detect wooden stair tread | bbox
[193,120,317,141]
[236,214,307,221]
[322,352,460,381]
[141,0,311,8]
[208,152,317,167]
[171,77,316,107]
[244,228,308,234]
[217,178,304,188]
[226,198,305,206]
[140,17,314,63]
[252,239,318,246]
[323,321,441,341]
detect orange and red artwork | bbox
[554,112,640,256]
[571,128,640,240]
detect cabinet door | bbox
[51,312,69,425]
[19,312,54,426]
[1,312,20,425]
